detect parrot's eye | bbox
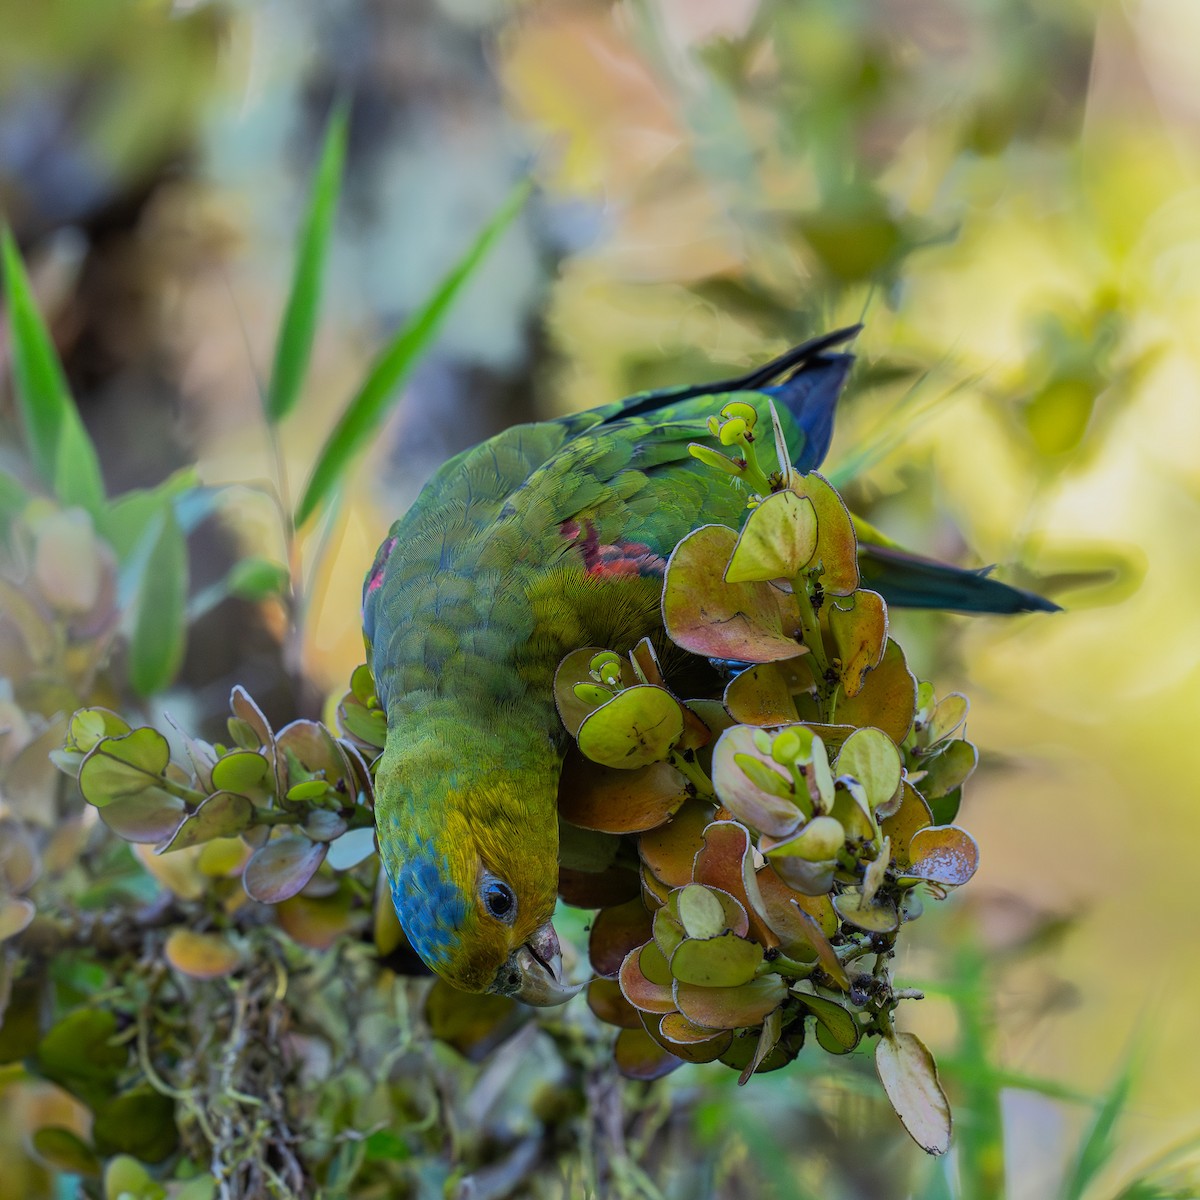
[481,877,517,924]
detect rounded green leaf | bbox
[795,990,861,1052]
[918,739,978,800]
[209,749,271,796]
[835,727,903,812]
[78,727,171,807]
[677,883,728,940]
[158,791,253,853]
[577,685,685,769]
[766,815,845,863]
[67,708,130,754]
[876,1032,952,1155]
[653,908,686,959]
[725,491,818,583]
[833,890,899,933]
[670,932,764,987]
[243,835,327,904]
[663,525,806,663]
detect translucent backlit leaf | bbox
[876,1032,952,1155]
[724,491,818,583]
[577,685,685,769]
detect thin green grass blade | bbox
[1062,1051,1139,1200]
[294,179,531,527]
[128,507,188,697]
[265,101,349,425]
[1,228,105,512]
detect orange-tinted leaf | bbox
[426,979,522,1062]
[674,975,787,1030]
[663,525,805,663]
[276,886,358,950]
[638,800,715,887]
[589,898,654,978]
[901,826,980,887]
[558,751,689,834]
[833,638,917,744]
[828,590,887,697]
[881,783,934,867]
[587,977,642,1029]
[618,945,676,1014]
[723,661,808,724]
[645,1013,732,1063]
[693,820,775,947]
[614,1026,682,1080]
[789,473,858,595]
[164,930,241,979]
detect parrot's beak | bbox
[509,922,582,1007]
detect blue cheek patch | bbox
[390,836,469,967]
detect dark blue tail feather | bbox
[858,543,1061,614]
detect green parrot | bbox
[363,327,1054,1005]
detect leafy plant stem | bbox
[791,577,831,716]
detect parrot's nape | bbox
[364,326,1056,1005]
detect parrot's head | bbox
[374,723,581,1006]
